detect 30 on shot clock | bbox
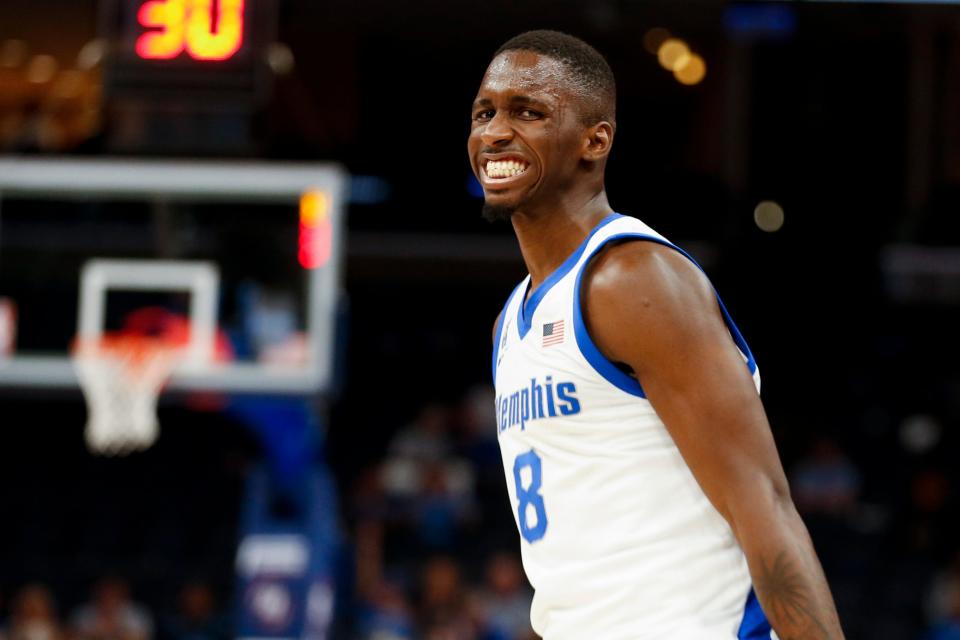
[110,0,276,67]
[135,0,247,61]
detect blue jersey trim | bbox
[572,231,758,398]
[572,233,648,398]
[516,212,622,340]
[737,588,772,639]
[492,281,526,384]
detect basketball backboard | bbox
[0,156,347,394]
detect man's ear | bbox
[582,121,614,162]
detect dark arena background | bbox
[1,1,960,639]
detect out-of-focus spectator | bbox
[381,404,453,500]
[71,577,153,640]
[790,436,861,516]
[413,462,473,550]
[355,513,416,640]
[927,551,960,625]
[356,580,415,640]
[925,586,960,640]
[389,404,452,464]
[455,386,500,472]
[352,466,392,524]
[424,620,474,640]
[3,584,63,640]
[377,401,477,554]
[417,556,475,640]
[158,581,228,640]
[471,552,533,640]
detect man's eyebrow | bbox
[508,95,551,108]
[472,95,552,109]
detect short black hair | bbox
[494,30,616,126]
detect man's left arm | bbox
[582,241,844,640]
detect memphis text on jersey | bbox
[496,375,581,433]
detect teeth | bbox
[485,159,529,179]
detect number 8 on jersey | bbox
[513,449,548,543]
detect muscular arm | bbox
[582,241,844,640]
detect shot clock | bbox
[101,0,276,99]
[135,0,246,62]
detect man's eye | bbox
[474,110,494,121]
[518,109,542,119]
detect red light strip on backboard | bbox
[299,191,333,269]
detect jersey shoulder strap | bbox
[570,213,759,397]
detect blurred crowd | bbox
[0,577,227,640]
[347,386,535,640]
[3,385,960,639]
[342,385,960,640]
[777,424,960,639]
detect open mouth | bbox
[483,157,530,179]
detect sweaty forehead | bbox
[478,51,571,102]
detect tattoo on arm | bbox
[754,552,837,640]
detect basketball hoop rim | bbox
[72,333,188,366]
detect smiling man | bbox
[471,30,845,639]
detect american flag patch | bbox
[542,320,565,347]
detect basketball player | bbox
[471,31,844,639]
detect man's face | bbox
[468,51,588,219]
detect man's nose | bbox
[480,112,514,147]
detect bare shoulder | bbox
[581,240,724,367]
[492,310,503,346]
[582,240,716,320]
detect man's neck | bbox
[511,190,613,291]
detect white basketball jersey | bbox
[492,214,774,639]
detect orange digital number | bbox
[136,0,245,62]
[136,0,188,60]
[186,0,245,61]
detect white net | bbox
[73,337,184,456]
